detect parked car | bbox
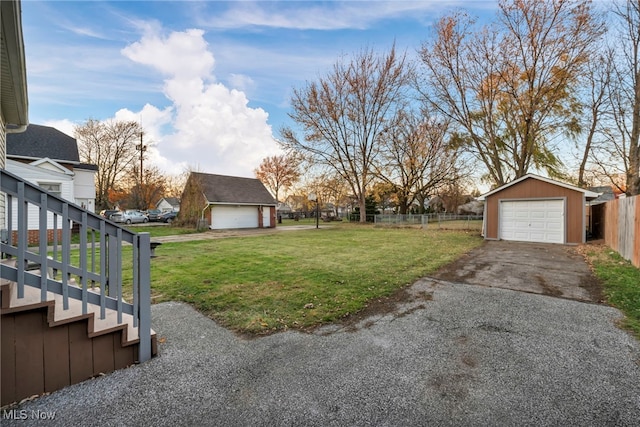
[146,209,162,222]
[158,211,177,223]
[100,209,120,220]
[111,210,149,224]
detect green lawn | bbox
[147,225,482,334]
[124,224,201,238]
[582,245,640,338]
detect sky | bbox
[21,0,498,178]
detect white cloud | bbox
[120,26,281,177]
[228,73,256,93]
[198,1,460,30]
[43,119,77,139]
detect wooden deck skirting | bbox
[0,169,156,406]
[0,280,157,407]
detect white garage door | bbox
[211,205,258,229]
[499,200,565,244]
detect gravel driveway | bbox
[4,241,640,426]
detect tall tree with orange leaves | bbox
[254,154,301,203]
[418,0,603,188]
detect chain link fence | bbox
[374,214,483,231]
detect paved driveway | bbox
[4,241,640,426]
[432,240,603,302]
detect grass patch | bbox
[68,225,200,244]
[120,225,200,238]
[582,244,640,338]
[278,217,335,227]
[148,225,482,334]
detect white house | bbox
[6,124,97,235]
[156,196,180,212]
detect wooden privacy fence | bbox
[603,195,640,268]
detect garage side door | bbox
[499,200,564,244]
[262,207,271,227]
[211,205,258,229]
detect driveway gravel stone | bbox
[4,277,640,426]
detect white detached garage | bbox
[479,174,600,245]
[184,172,277,230]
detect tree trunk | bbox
[358,195,367,223]
[629,67,640,195]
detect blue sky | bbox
[21,0,497,177]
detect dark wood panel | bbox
[14,310,45,400]
[69,320,93,384]
[113,334,135,369]
[92,334,115,375]
[1,314,17,405]
[43,325,70,392]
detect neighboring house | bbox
[586,186,619,240]
[6,124,97,242]
[276,201,293,219]
[284,194,310,218]
[181,172,277,229]
[457,199,484,216]
[156,196,180,212]
[478,174,600,245]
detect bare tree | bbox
[576,48,613,187]
[610,0,640,195]
[418,0,603,187]
[254,154,301,202]
[125,164,167,210]
[307,171,352,217]
[280,45,412,222]
[374,109,458,214]
[75,119,143,210]
[163,172,188,199]
[179,168,206,228]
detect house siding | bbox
[6,160,74,231]
[73,168,96,212]
[1,118,6,168]
[484,178,585,244]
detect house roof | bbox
[159,197,180,207]
[1,0,29,129]
[192,172,277,205]
[478,174,600,201]
[7,124,80,162]
[587,186,617,205]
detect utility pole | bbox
[136,130,146,209]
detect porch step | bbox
[1,261,158,407]
[0,259,155,346]
[1,281,145,345]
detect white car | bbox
[111,210,149,224]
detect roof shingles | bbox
[7,124,79,162]
[193,172,276,205]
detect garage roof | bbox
[192,172,277,205]
[478,174,600,201]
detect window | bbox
[38,182,61,197]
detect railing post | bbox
[137,232,152,362]
[39,194,48,300]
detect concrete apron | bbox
[432,240,603,303]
